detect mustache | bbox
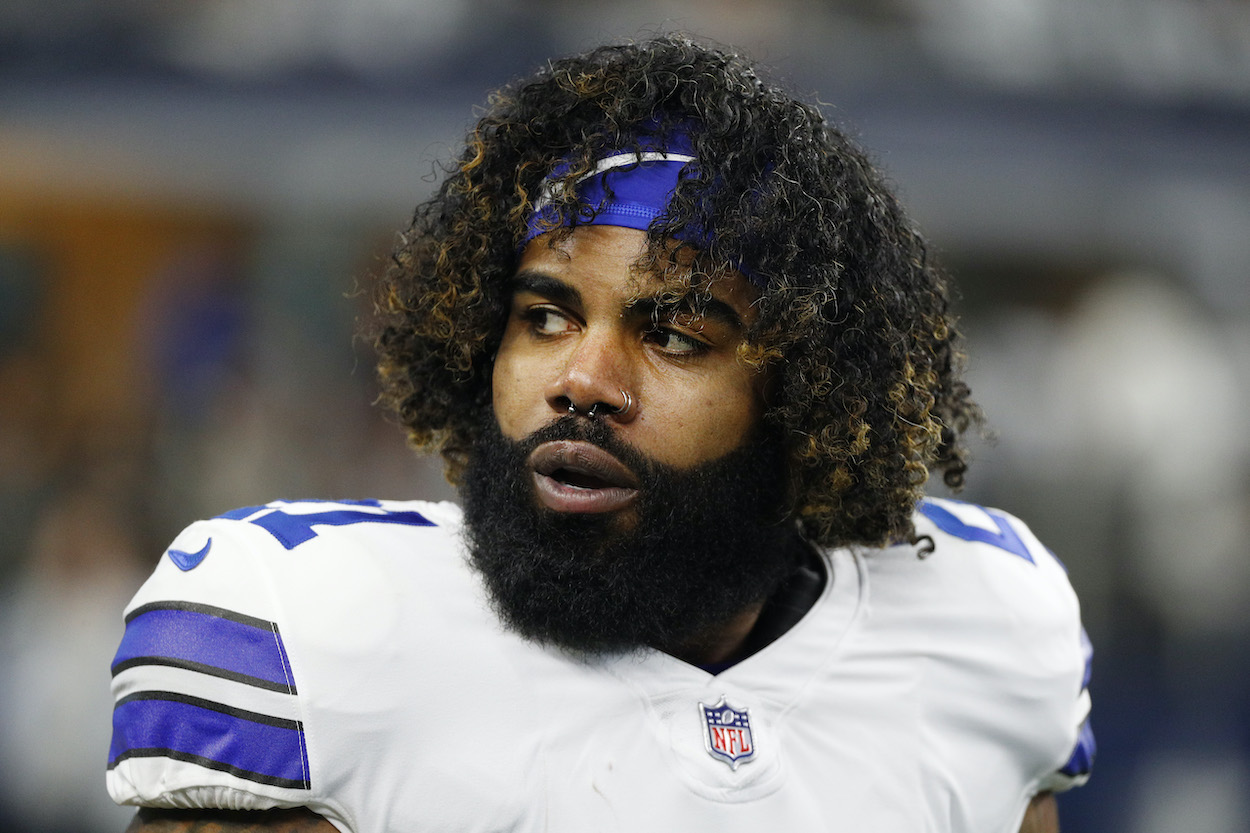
[512,415,659,481]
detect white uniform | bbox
[107,497,1093,833]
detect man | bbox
[107,36,1093,833]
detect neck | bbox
[664,602,765,668]
[661,533,826,670]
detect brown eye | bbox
[524,306,575,336]
[647,327,708,356]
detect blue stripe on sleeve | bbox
[112,603,297,693]
[1060,718,1096,777]
[109,693,310,789]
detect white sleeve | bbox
[106,505,319,814]
[105,499,444,829]
[1038,623,1095,793]
[916,498,1096,796]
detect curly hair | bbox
[372,34,980,548]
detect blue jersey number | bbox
[217,500,433,550]
[917,500,1035,564]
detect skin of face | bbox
[492,224,765,478]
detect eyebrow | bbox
[510,270,582,309]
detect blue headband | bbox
[523,133,704,245]
[522,135,762,285]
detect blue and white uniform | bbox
[107,497,1093,833]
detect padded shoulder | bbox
[915,500,1100,790]
[106,499,462,827]
[907,498,1079,632]
[865,495,1090,795]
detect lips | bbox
[528,440,640,513]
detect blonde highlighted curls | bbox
[371,35,981,548]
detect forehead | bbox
[515,225,760,320]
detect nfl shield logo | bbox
[699,697,756,770]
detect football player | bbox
[109,35,1093,833]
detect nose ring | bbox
[570,389,634,419]
[614,389,633,417]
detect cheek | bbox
[490,340,533,441]
[649,373,764,466]
[706,392,763,455]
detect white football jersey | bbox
[107,497,1093,833]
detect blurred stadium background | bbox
[2,2,1249,831]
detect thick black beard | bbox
[459,415,802,658]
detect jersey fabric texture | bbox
[107,497,1094,833]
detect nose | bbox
[545,330,638,422]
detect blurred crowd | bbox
[2,2,1250,832]
[959,270,1250,833]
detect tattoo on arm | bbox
[126,807,337,832]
